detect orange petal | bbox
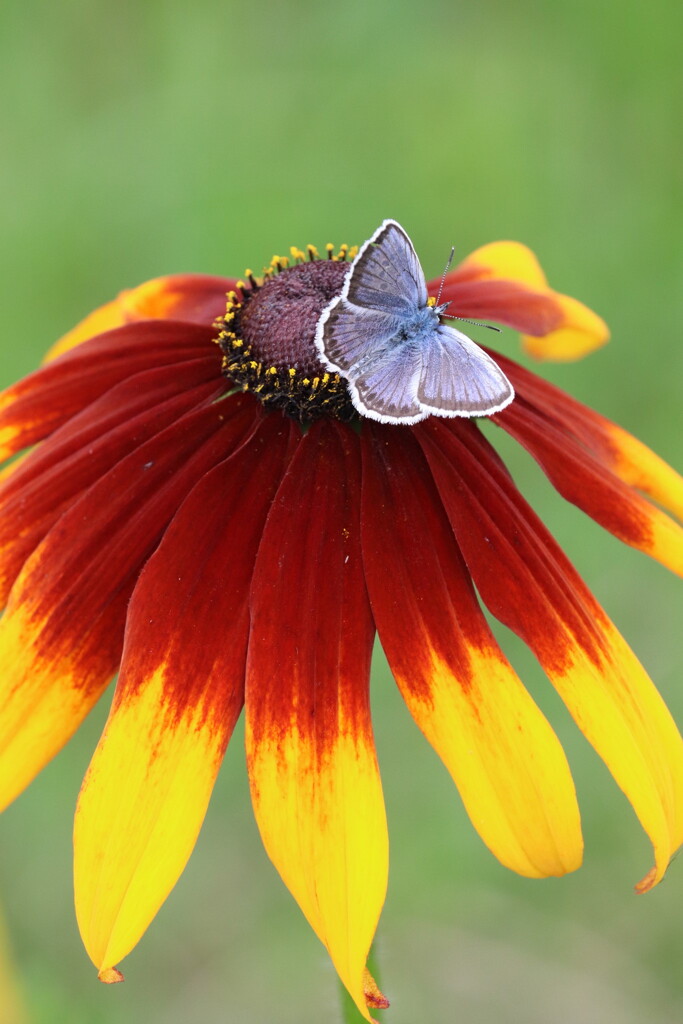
[437,241,609,361]
[361,424,582,878]
[45,273,235,361]
[246,421,387,1022]
[75,414,297,977]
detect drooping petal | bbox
[361,423,582,878]
[417,418,683,891]
[0,396,259,811]
[494,396,683,576]
[0,358,223,605]
[495,350,683,522]
[75,413,298,978]
[46,273,235,360]
[0,321,216,461]
[246,420,387,1022]
[433,241,609,360]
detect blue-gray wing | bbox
[348,342,427,424]
[416,324,514,417]
[314,296,404,375]
[343,219,428,315]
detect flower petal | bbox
[0,321,217,462]
[417,418,683,890]
[75,413,298,977]
[46,274,235,360]
[0,358,222,606]
[361,423,582,878]
[434,242,609,360]
[496,351,683,522]
[0,396,259,811]
[494,396,683,576]
[246,420,387,1022]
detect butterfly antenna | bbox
[435,246,456,306]
[442,314,501,333]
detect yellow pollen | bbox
[427,296,437,307]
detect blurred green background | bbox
[1,0,682,1021]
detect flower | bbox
[0,231,682,1021]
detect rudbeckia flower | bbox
[0,227,682,1022]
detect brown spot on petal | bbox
[634,866,658,894]
[364,967,390,1009]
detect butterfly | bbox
[314,219,515,425]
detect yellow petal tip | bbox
[98,966,125,984]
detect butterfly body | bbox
[314,219,514,425]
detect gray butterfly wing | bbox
[416,324,515,417]
[315,219,429,376]
[348,341,427,425]
[314,296,404,375]
[343,218,428,314]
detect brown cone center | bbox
[239,260,350,375]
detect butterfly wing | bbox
[314,297,405,375]
[315,218,428,379]
[315,219,512,423]
[349,340,427,424]
[344,219,428,313]
[416,323,515,417]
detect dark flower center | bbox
[216,247,358,423]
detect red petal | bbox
[0,396,259,809]
[0,321,217,460]
[119,410,299,707]
[417,419,596,665]
[493,349,683,522]
[74,412,298,976]
[416,418,683,888]
[430,242,609,360]
[494,397,683,576]
[246,420,387,1021]
[361,423,582,878]
[438,278,563,335]
[0,359,222,605]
